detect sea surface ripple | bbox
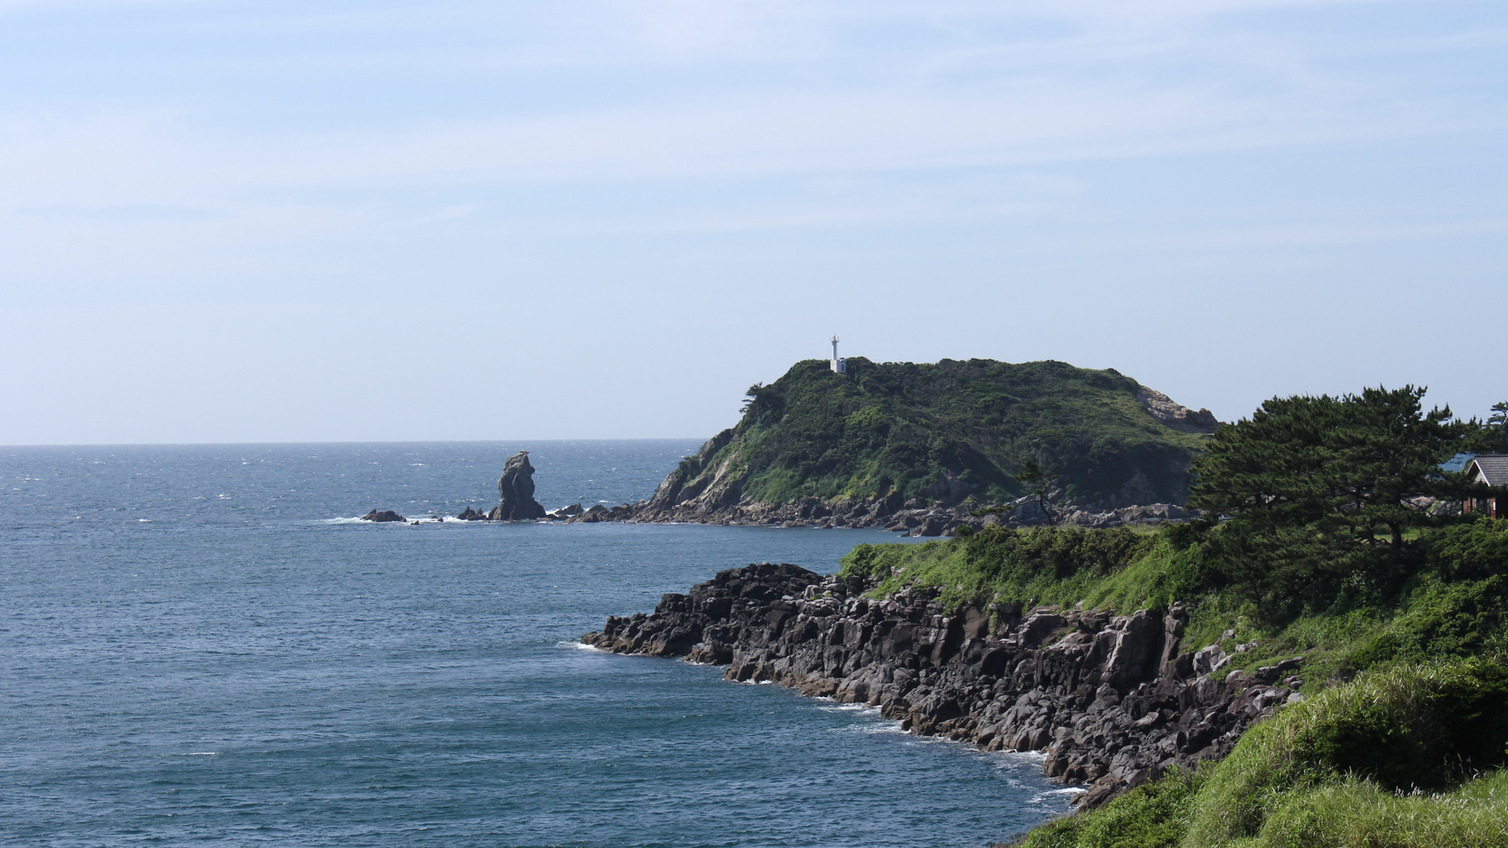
[0,441,1072,847]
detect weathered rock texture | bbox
[613,492,1193,535]
[1135,385,1221,435]
[489,451,547,521]
[361,509,406,522]
[584,564,1301,808]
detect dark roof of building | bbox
[1468,455,1508,487]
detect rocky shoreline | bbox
[379,444,1196,533]
[596,494,1194,535]
[561,424,1201,534]
[583,563,1301,808]
[444,493,1192,535]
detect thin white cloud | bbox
[0,0,1500,294]
[3,73,1486,212]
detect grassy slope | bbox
[836,519,1508,847]
[680,357,1209,508]
[1016,661,1508,848]
[839,521,1508,688]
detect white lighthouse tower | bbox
[830,335,847,374]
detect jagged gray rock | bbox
[606,492,1192,534]
[361,509,406,522]
[489,451,546,521]
[583,564,1300,808]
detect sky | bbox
[1,0,1504,445]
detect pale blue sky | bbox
[2,0,1504,444]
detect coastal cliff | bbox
[585,386,1508,846]
[583,563,1296,808]
[616,358,1217,531]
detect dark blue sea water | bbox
[0,441,1073,847]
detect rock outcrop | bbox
[489,451,547,521]
[584,564,1300,807]
[1136,385,1221,435]
[547,503,584,519]
[611,493,1192,535]
[361,509,406,522]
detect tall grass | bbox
[1014,659,1508,848]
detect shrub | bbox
[1185,658,1508,846]
[1013,768,1203,848]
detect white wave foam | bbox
[844,721,907,736]
[992,749,1050,765]
[1031,787,1087,804]
[558,640,607,652]
[318,514,464,525]
[816,702,881,716]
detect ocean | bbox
[0,441,1074,847]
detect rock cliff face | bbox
[1135,386,1221,435]
[584,564,1300,807]
[489,451,547,521]
[623,492,1194,535]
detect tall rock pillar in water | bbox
[489,451,547,520]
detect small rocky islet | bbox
[363,449,549,524]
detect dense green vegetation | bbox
[1015,659,1508,848]
[660,358,1213,509]
[1189,386,1484,618]
[838,386,1507,674]
[840,519,1508,676]
[831,385,1508,847]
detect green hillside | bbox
[834,384,1508,847]
[650,357,1215,511]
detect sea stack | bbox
[489,450,547,521]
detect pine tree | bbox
[1189,386,1474,610]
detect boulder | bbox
[574,504,611,523]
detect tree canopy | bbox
[1189,386,1476,611]
[1487,401,1508,452]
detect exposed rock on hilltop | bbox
[625,358,1219,528]
[584,563,1298,808]
[1136,385,1220,434]
[488,450,547,521]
